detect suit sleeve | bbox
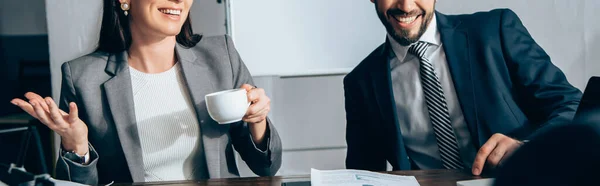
[223,35,282,176]
[54,62,100,185]
[499,9,582,139]
[344,77,386,171]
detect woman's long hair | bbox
[97,0,202,53]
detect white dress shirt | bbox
[388,15,477,169]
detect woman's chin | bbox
[156,29,183,37]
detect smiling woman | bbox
[11,0,282,184]
[98,0,200,53]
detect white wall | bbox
[435,0,600,92]
[229,0,386,76]
[46,0,103,99]
[0,0,47,35]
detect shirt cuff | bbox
[83,151,91,164]
[61,143,94,165]
[249,123,271,153]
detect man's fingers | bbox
[472,138,499,175]
[486,143,509,168]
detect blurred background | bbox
[1,0,599,178]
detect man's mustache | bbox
[387,9,424,17]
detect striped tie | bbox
[408,41,464,169]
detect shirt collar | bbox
[388,14,441,63]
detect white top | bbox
[388,14,477,169]
[129,63,207,181]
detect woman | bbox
[10,0,281,184]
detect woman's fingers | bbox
[67,102,79,123]
[11,98,39,119]
[25,92,50,113]
[45,97,69,128]
[31,100,55,127]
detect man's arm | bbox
[344,77,386,171]
[472,9,583,175]
[499,9,582,139]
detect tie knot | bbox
[408,41,430,60]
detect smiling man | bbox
[343,0,582,175]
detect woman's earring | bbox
[121,3,130,16]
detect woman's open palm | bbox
[11,92,89,153]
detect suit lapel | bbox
[176,44,226,178]
[369,41,410,170]
[102,51,145,182]
[437,12,482,146]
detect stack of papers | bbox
[310,168,420,186]
[456,178,495,186]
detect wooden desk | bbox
[0,113,34,125]
[115,169,488,186]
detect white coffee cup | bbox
[205,88,250,124]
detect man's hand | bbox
[472,133,523,175]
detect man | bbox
[344,0,582,175]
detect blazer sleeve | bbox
[223,35,283,176]
[54,62,100,185]
[343,76,386,171]
[499,9,583,139]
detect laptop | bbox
[572,76,600,124]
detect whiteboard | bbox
[229,0,386,76]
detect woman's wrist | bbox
[62,140,89,156]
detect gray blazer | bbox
[54,35,282,185]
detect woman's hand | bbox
[241,84,271,145]
[11,92,89,155]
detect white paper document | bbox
[456,178,495,186]
[311,168,420,186]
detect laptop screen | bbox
[573,77,600,125]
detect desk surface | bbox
[115,169,487,186]
[0,113,34,125]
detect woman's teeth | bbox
[160,9,181,15]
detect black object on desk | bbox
[0,121,52,185]
[281,181,311,186]
[0,114,53,176]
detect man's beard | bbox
[376,8,434,46]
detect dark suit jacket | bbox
[344,9,582,171]
[494,122,600,186]
[54,35,282,185]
